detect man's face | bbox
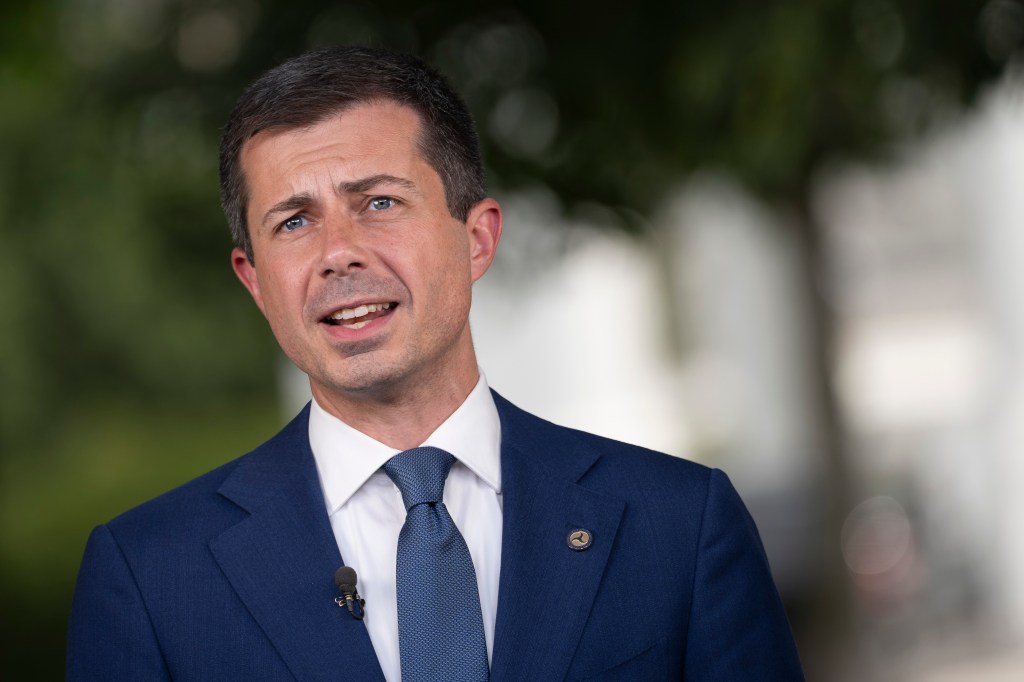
[232,102,501,408]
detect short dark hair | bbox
[218,46,487,262]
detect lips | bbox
[322,302,394,330]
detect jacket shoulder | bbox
[491,389,714,500]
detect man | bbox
[67,47,804,680]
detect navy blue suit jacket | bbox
[67,392,804,680]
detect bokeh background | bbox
[3,0,1024,679]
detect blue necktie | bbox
[383,447,489,682]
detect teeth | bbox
[328,302,393,323]
[343,320,370,330]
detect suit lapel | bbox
[210,407,385,682]
[490,394,625,682]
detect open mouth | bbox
[322,302,395,330]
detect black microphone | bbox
[334,566,366,620]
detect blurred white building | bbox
[814,82,1024,678]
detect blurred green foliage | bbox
[0,0,1019,677]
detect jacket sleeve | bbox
[683,469,805,681]
[66,524,171,681]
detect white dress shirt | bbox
[308,376,503,682]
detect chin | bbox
[313,362,409,399]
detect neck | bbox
[310,361,481,451]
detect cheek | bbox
[256,267,303,321]
[423,241,472,297]
[428,251,474,320]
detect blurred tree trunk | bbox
[788,188,858,677]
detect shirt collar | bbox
[308,374,502,514]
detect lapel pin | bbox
[567,528,593,551]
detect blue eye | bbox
[281,215,309,231]
[369,197,396,211]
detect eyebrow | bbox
[261,193,314,228]
[341,173,419,195]
[259,174,421,228]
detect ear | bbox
[231,247,267,315]
[465,198,503,283]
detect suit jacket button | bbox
[567,529,592,551]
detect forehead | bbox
[243,101,425,165]
[240,102,429,194]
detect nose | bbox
[319,214,369,277]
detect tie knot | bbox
[383,446,456,511]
